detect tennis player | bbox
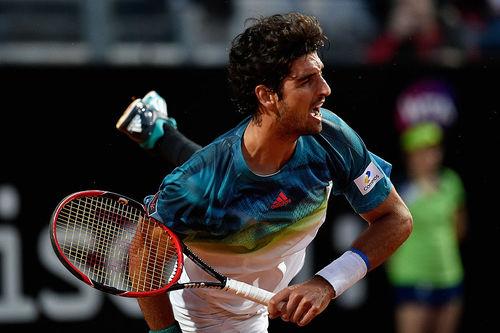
[117,12,413,333]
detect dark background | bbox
[0,62,498,332]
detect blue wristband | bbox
[149,322,181,333]
[349,247,371,270]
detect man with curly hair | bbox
[117,12,412,333]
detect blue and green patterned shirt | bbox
[145,108,392,314]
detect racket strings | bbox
[56,196,179,292]
[130,218,179,292]
[57,196,140,288]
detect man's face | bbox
[275,52,331,136]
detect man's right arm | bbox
[129,219,179,331]
[138,294,177,331]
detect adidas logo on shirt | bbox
[271,191,291,209]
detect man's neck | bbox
[242,118,297,175]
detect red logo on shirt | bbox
[271,191,291,209]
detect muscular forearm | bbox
[138,294,176,330]
[351,217,411,270]
[356,189,413,270]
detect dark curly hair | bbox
[228,12,328,119]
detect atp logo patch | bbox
[354,162,384,195]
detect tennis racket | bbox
[49,190,275,305]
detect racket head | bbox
[50,190,184,297]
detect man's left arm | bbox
[268,187,412,326]
[353,186,413,270]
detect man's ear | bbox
[255,85,277,109]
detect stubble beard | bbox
[276,103,322,138]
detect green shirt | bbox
[387,168,465,287]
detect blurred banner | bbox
[0,64,496,332]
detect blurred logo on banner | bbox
[394,79,458,133]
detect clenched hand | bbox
[268,275,335,326]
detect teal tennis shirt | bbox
[145,108,393,314]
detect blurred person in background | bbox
[386,79,468,333]
[479,0,500,59]
[366,0,468,66]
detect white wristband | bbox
[316,250,368,299]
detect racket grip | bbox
[224,278,275,305]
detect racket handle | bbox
[224,278,275,305]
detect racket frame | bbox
[49,190,185,297]
[50,190,274,305]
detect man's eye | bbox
[300,77,312,85]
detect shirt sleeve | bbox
[320,110,393,213]
[143,145,229,238]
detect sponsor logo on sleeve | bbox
[354,162,384,195]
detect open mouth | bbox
[310,102,323,120]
